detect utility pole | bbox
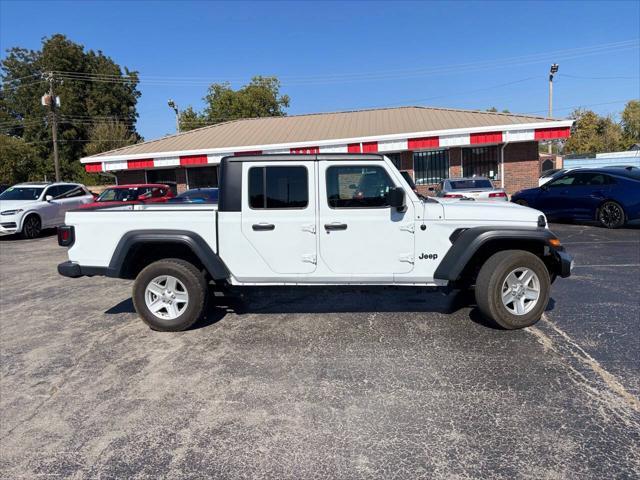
[44,72,61,181]
[548,63,559,154]
[168,99,179,133]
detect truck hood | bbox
[441,199,543,223]
[0,199,38,212]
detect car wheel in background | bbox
[21,214,41,239]
[597,201,625,229]
[132,258,208,332]
[475,250,550,330]
[515,199,528,207]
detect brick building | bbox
[81,106,572,194]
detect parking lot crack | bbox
[528,314,640,425]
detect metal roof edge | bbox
[81,119,574,164]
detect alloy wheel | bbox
[144,275,189,320]
[501,267,540,315]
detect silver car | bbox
[434,177,508,201]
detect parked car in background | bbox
[0,182,94,238]
[81,184,173,208]
[167,188,219,204]
[434,178,508,201]
[512,167,640,228]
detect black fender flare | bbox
[433,226,559,281]
[107,230,230,280]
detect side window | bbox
[248,166,308,209]
[548,174,577,187]
[44,186,61,198]
[579,173,610,186]
[58,185,86,198]
[53,185,77,198]
[326,165,394,208]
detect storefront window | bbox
[187,166,218,189]
[386,153,402,170]
[462,146,499,179]
[413,150,449,184]
[146,169,178,195]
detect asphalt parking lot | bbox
[1,223,639,479]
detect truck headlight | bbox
[1,209,23,216]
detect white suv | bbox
[0,182,94,238]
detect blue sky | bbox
[1,0,638,140]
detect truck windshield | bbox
[0,187,44,200]
[450,180,493,189]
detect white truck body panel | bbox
[64,156,545,285]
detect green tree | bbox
[1,34,140,180]
[179,76,290,132]
[620,100,640,148]
[178,106,207,132]
[84,120,139,157]
[0,134,42,184]
[563,109,623,154]
[486,107,510,113]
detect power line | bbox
[45,38,639,86]
[558,73,640,80]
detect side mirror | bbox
[45,195,53,202]
[386,187,406,211]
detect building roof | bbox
[85,106,565,161]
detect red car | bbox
[81,184,174,208]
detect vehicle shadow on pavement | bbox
[0,228,57,242]
[105,288,559,331]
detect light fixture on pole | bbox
[548,64,559,154]
[168,99,179,133]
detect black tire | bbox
[597,201,625,229]
[474,250,550,330]
[132,258,208,332]
[515,199,528,207]
[21,214,41,239]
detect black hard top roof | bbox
[221,153,385,164]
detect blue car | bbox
[511,167,640,228]
[167,188,219,204]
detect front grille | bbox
[1,222,17,228]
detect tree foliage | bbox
[486,107,510,113]
[564,108,624,154]
[179,76,290,132]
[84,120,138,157]
[620,99,640,148]
[1,34,141,183]
[0,135,42,184]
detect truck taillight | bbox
[489,192,507,198]
[58,225,75,247]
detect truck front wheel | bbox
[474,250,550,329]
[132,258,208,332]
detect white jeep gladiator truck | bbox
[58,154,573,331]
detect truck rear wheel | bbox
[132,258,208,332]
[475,250,550,329]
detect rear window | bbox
[248,166,308,209]
[449,179,493,189]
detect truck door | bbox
[241,161,317,274]
[318,161,415,277]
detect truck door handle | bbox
[252,223,275,231]
[324,222,347,231]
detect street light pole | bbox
[548,63,559,154]
[168,99,179,133]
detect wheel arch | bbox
[19,210,42,232]
[107,230,230,281]
[434,227,560,285]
